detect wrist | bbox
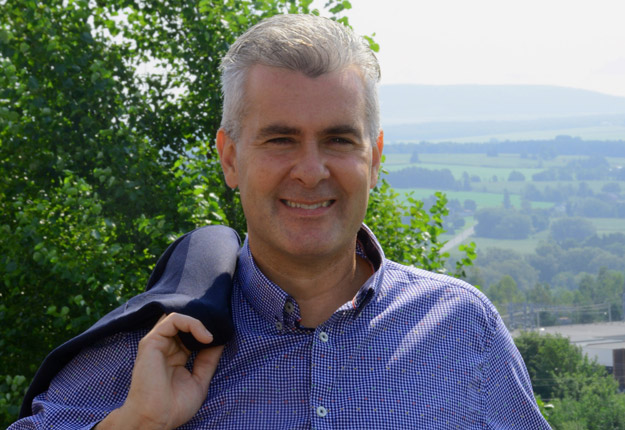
[95,405,169,430]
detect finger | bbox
[191,345,225,390]
[152,313,214,344]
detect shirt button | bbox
[285,301,295,314]
[275,321,283,331]
[316,405,328,417]
[319,331,329,342]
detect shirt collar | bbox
[236,224,386,328]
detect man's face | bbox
[217,64,383,264]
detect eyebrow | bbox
[257,124,362,140]
[322,125,362,140]
[257,124,301,139]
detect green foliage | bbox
[1,172,144,375]
[486,275,524,308]
[0,375,28,425]
[0,0,360,425]
[0,1,471,427]
[365,178,476,278]
[508,170,526,181]
[474,207,532,239]
[550,217,597,244]
[515,331,625,430]
[515,331,595,400]
[468,247,539,293]
[547,378,625,429]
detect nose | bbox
[289,141,330,187]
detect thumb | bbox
[191,345,225,391]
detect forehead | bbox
[240,65,368,136]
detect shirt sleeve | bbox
[481,310,552,429]
[8,330,142,430]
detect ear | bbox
[216,128,238,189]
[370,129,384,188]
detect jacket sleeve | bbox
[18,225,240,419]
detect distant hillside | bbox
[379,85,625,142]
[380,84,625,124]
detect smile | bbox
[282,200,334,210]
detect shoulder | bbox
[53,329,146,389]
[378,259,499,329]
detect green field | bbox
[447,234,549,256]
[607,157,625,166]
[396,187,523,208]
[385,152,603,168]
[588,218,625,235]
[382,153,594,182]
[381,151,625,256]
[444,218,625,257]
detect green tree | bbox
[0,0,356,424]
[486,275,524,309]
[526,283,553,305]
[514,331,625,429]
[474,208,532,239]
[0,1,474,426]
[502,188,512,209]
[463,198,477,212]
[508,170,525,181]
[365,178,476,278]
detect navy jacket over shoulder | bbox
[19,225,240,418]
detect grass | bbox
[381,153,602,182]
[443,225,550,257]
[381,151,625,257]
[396,188,553,211]
[607,157,625,167]
[386,163,543,182]
[442,217,625,258]
[395,188,521,208]
[588,218,625,235]
[465,235,547,255]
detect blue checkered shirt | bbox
[11,225,550,429]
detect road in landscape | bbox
[441,225,475,253]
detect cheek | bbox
[336,158,374,189]
[237,157,280,197]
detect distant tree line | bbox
[465,233,625,327]
[522,182,625,218]
[382,166,460,190]
[384,136,625,157]
[531,156,625,181]
[468,232,625,290]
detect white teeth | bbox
[284,200,332,209]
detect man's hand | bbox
[97,313,224,430]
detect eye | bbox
[267,137,294,145]
[328,137,353,145]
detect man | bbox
[11,14,550,429]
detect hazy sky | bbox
[320,0,625,97]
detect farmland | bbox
[381,147,625,256]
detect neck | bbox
[249,241,372,327]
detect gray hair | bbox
[219,14,381,144]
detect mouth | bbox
[282,199,334,210]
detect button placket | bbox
[310,326,334,426]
